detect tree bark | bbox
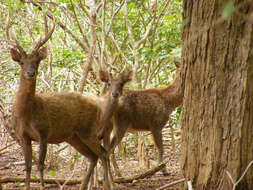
[180,1,253,190]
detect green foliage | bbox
[33,175,39,180]
[0,0,182,122]
[119,149,125,156]
[76,154,82,161]
[175,106,182,125]
[14,182,21,187]
[222,1,235,19]
[50,170,57,177]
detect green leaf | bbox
[114,50,122,56]
[50,170,56,177]
[14,182,21,186]
[222,1,235,19]
[33,175,39,180]
[76,154,82,161]
[119,149,125,155]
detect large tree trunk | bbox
[180,1,253,190]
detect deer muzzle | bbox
[111,92,120,98]
[27,70,35,78]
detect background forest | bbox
[0,0,183,189]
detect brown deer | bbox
[6,20,113,190]
[99,62,182,175]
[98,70,134,144]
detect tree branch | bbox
[124,0,135,46]
[24,0,89,53]
[0,177,81,185]
[114,162,167,183]
[105,0,125,37]
[69,0,87,45]
[156,178,185,190]
[78,0,97,92]
[135,17,155,49]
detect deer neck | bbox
[15,74,36,119]
[162,76,183,108]
[103,97,119,117]
[100,96,119,129]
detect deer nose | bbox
[112,92,119,98]
[27,71,35,77]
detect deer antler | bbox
[32,16,56,53]
[5,12,26,56]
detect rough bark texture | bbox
[180,1,253,190]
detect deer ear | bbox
[99,70,109,83]
[38,47,47,61]
[10,48,21,62]
[174,60,181,68]
[123,70,133,83]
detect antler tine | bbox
[13,34,27,55]
[33,17,56,53]
[5,12,26,55]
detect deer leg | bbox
[152,130,168,175]
[110,152,122,177]
[109,120,128,153]
[77,132,114,190]
[38,134,48,189]
[68,135,98,190]
[105,120,128,179]
[102,123,112,152]
[100,153,114,190]
[81,157,98,190]
[90,143,113,190]
[102,127,120,178]
[23,135,32,190]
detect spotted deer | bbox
[99,62,182,175]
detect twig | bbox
[69,0,87,46]
[54,145,68,155]
[56,158,78,190]
[24,0,89,53]
[0,142,15,154]
[78,0,97,92]
[156,178,185,190]
[105,0,125,37]
[114,161,167,183]
[226,160,253,190]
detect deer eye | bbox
[107,82,111,87]
[19,62,24,66]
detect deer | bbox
[91,70,133,176]
[98,61,182,175]
[6,19,114,190]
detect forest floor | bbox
[0,133,183,190]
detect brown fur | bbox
[99,64,182,175]
[13,92,101,143]
[10,47,113,190]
